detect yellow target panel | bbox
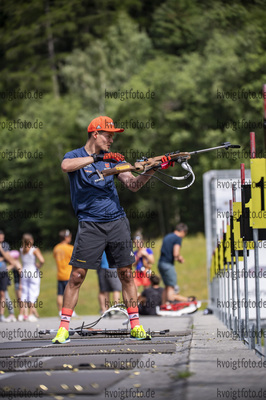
[219,240,224,270]
[224,225,231,266]
[250,158,266,229]
[210,252,215,281]
[215,246,219,275]
[232,202,254,253]
[233,202,242,250]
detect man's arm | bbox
[173,244,184,263]
[117,169,156,192]
[138,294,147,304]
[61,152,125,173]
[0,244,22,271]
[139,248,154,265]
[137,289,147,304]
[61,157,94,173]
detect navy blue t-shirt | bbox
[159,233,182,264]
[63,147,126,222]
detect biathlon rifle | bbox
[91,142,240,190]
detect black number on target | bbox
[255,176,265,211]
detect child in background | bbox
[138,275,163,315]
[18,233,44,322]
[133,233,154,291]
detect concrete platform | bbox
[0,313,265,399]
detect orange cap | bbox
[87,116,124,133]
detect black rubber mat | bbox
[0,353,145,372]
[0,370,129,395]
[0,342,176,358]
[0,337,177,355]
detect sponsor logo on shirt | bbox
[84,165,93,173]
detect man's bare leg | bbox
[113,291,121,305]
[166,286,191,302]
[62,267,87,310]
[117,266,137,309]
[117,265,151,339]
[57,294,63,313]
[162,288,167,304]
[173,293,191,302]
[52,267,88,342]
[98,291,109,313]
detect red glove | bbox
[103,152,125,162]
[161,155,175,169]
[93,152,125,163]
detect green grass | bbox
[175,370,194,380]
[6,234,207,317]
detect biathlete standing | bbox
[52,116,173,344]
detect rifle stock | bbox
[101,163,136,177]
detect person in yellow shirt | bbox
[53,230,73,316]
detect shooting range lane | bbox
[0,316,193,399]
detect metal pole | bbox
[249,131,261,352]
[227,262,231,329]
[243,240,249,339]
[250,132,256,159]
[235,250,241,336]
[222,221,226,324]
[223,268,227,326]
[240,163,249,339]
[229,199,235,329]
[226,212,231,329]
[253,228,261,351]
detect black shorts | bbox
[0,269,9,291]
[13,268,20,284]
[69,217,135,270]
[97,268,122,292]
[57,280,69,295]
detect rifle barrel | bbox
[189,142,240,155]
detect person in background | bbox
[97,251,122,314]
[133,233,154,291]
[53,229,74,316]
[10,250,22,308]
[138,275,163,316]
[7,249,21,321]
[0,241,21,322]
[158,223,194,304]
[0,230,21,322]
[18,233,44,322]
